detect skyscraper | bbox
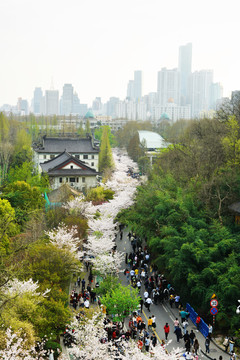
[157,68,180,106]
[134,70,142,101]
[60,84,74,115]
[178,43,192,105]
[189,70,213,117]
[33,87,43,114]
[45,90,59,115]
[127,80,134,100]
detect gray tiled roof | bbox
[41,152,71,172]
[35,137,99,153]
[40,151,99,176]
[48,169,98,176]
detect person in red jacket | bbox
[164,323,170,340]
[196,315,201,331]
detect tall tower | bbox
[178,43,192,105]
[189,70,213,117]
[134,71,142,101]
[45,90,59,115]
[157,68,180,106]
[33,87,43,114]
[61,84,74,115]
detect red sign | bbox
[210,307,218,315]
[210,299,218,307]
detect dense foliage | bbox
[118,116,240,333]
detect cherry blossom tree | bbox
[60,310,184,360]
[0,328,49,360]
[45,223,80,256]
[2,278,50,299]
[91,251,125,275]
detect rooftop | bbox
[34,136,99,153]
[138,130,168,150]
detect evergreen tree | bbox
[99,126,114,173]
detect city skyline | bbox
[1,0,240,106]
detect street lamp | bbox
[236,300,240,314]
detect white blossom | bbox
[84,235,115,257]
[92,251,125,275]
[0,328,47,360]
[64,310,185,360]
[3,278,50,298]
[46,223,80,255]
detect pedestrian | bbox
[208,324,213,339]
[81,279,85,292]
[49,349,54,360]
[185,351,193,360]
[84,298,89,309]
[183,319,189,334]
[193,338,199,355]
[196,315,201,331]
[125,253,128,264]
[164,323,170,340]
[174,326,182,343]
[77,276,81,287]
[185,338,191,352]
[152,315,156,329]
[229,338,234,353]
[145,297,152,312]
[144,290,149,299]
[189,330,196,346]
[175,295,180,308]
[145,336,150,352]
[183,330,190,342]
[139,297,144,313]
[137,280,141,291]
[223,336,229,352]
[180,309,188,323]
[120,230,123,240]
[174,318,179,331]
[169,294,175,308]
[205,336,210,353]
[148,316,153,331]
[151,333,157,347]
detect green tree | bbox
[94,126,116,147]
[85,119,91,134]
[101,284,139,323]
[0,199,19,256]
[2,181,44,225]
[99,126,114,173]
[222,115,240,166]
[127,132,144,162]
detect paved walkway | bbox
[117,227,231,360]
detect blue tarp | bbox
[186,303,209,338]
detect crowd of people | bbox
[123,231,233,360]
[69,269,99,310]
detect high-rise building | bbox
[17,98,29,115]
[127,80,134,100]
[92,97,102,111]
[33,87,43,114]
[106,97,119,117]
[134,70,142,101]
[60,84,73,115]
[210,82,223,110]
[189,70,213,117]
[72,92,81,115]
[157,68,180,106]
[178,43,192,105]
[45,90,59,115]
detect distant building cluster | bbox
[0,43,231,123]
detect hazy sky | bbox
[1,0,240,106]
